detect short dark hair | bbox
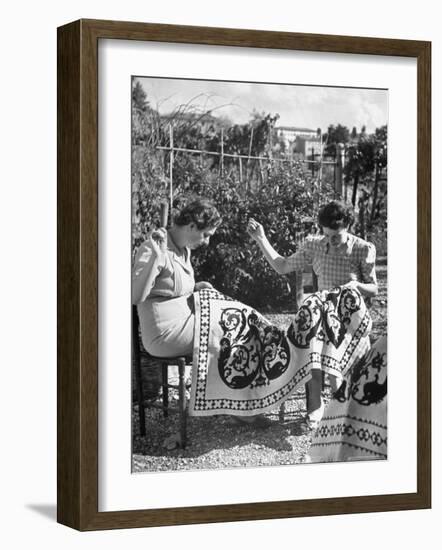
[317,201,354,230]
[174,198,222,230]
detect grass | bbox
[132,256,387,472]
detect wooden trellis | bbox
[156,123,340,215]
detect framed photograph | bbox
[57,19,431,530]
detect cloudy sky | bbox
[136,76,388,133]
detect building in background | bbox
[275,126,322,157]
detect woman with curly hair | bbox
[133,198,221,357]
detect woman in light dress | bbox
[132,198,221,357]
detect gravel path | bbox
[132,388,315,473]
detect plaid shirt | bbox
[287,233,377,291]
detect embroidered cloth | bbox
[189,287,372,417]
[307,335,387,462]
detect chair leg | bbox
[178,357,187,448]
[135,360,146,437]
[132,310,146,437]
[161,363,169,417]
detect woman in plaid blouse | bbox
[247,201,379,430]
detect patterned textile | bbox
[307,336,387,462]
[286,234,377,291]
[188,287,372,417]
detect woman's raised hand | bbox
[149,227,168,257]
[246,218,265,242]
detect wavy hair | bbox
[317,200,354,229]
[174,198,222,230]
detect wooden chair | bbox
[132,305,191,448]
[292,265,319,311]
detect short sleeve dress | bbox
[132,232,196,357]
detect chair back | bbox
[289,265,318,312]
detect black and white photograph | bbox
[131,76,388,473]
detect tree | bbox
[344,125,388,251]
[131,80,160,147]
[345,137,376,206]
[132,80,148,112]
[370,125,388,222]
[323,124,350,155]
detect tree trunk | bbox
[370,165,380,222]
[359,197,367,239]
[351,172,359,206]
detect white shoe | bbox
[307,400,325,424]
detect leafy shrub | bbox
[177,161,334,309]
